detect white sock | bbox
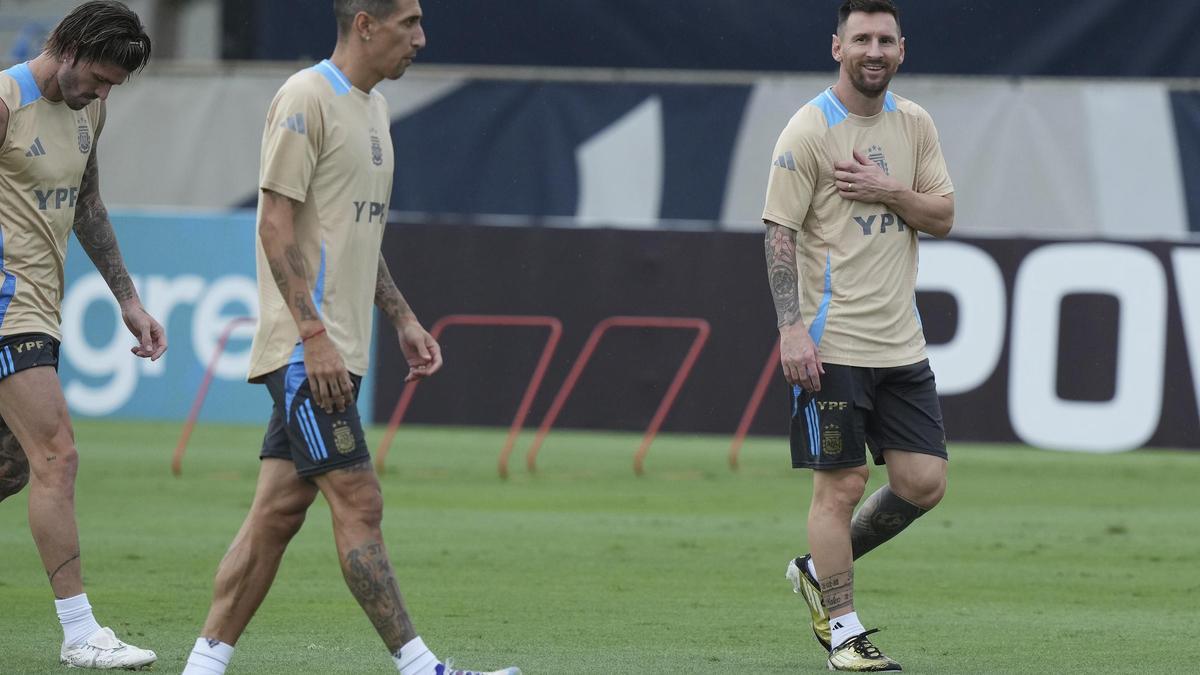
[805,557,817,580]
[830,611,866,649]
[394,636,440,675]
[55,593,102,646]
[182,637,234,675]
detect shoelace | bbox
[844,628,884,658]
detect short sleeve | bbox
[762,118,821,232]
[913,109,954,197]
[259,81,323,202]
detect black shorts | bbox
[259,363,370,478]
[789,359,947,470]
[0,333,60,382]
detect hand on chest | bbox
[822,128,915,203]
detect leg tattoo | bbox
[343,541,416,651]
[0,423,30,501]
[49,552,82,588]
[850,486,928,559]
[820,568,854,615]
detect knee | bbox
[253,501,310,543]
[893,470,946,511]
[333,485,384,532]
[273,508,309,541]
[29,444,78,491]
[813,469,869,515]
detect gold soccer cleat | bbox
[786,554,832,651]
[826,629,901,672]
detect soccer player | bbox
[180,2,519,674]
[0,0,164,669]
[761,0,954,670]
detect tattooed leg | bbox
[850,486,928,560]
[0,421,30,501]
[819,568,855,616]
[808,466,868,618]
[0,367,85,598]
[316,462,416,653]
[343,540,417,654]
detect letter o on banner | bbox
[1009,243,1166,452]
[918,241,1006,395]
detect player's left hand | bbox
[834,149,902,204]
[398,321,442,382]
[121,304,168,361]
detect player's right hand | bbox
[779,324,824,392]
[303,331,353,414]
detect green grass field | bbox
[1,419,1198,673]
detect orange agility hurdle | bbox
[524,316,710,476]
[728,337,781,470]
[172,316,256,476]
[373,314,563,478]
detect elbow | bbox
[932,218,954,239]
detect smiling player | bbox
[761,0,956,670]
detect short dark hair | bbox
[45,1,151,71]
[838,0,901,35]
[334,0,400,35]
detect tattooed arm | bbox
[375,253,441,382]
[259,189,353,412]
[765,221,823,391]
[73,129,167,360]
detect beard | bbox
[57,70,91,109]
[847,62,895,97]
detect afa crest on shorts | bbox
[77,123,91,154]
[821,424,843,456]
[332,420,357,455]
[369,129,383,166]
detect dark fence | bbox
[375,223,1200,451]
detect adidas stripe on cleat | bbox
[787,554,832,650]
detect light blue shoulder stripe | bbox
[2,62,41,108]
[310,59,352,96]
[810,87,849,128]
[810,87,898,126]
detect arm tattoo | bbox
[294,293,318,321]
[269,256,289,300]
[260,194,321,328]
[73,152,136,302]
[765,223,802,328]
[819,568,854,614]
[374,255,414,326]
[285,244,308,278]
[0,426,30,500]
[343,541,416,652]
